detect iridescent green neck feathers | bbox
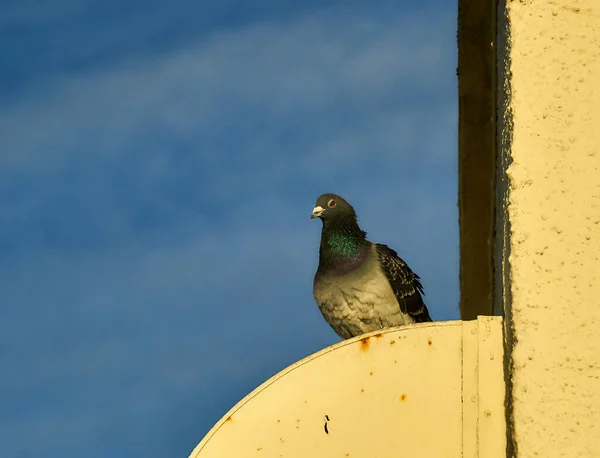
[324,232,364,257]
[319,215,369,270]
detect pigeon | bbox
[311,193,432,339]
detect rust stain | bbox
[225,416,233,423]
[369,371,374,376]
[428,337,433,346]
[257,447,263,452]
[390,339,396,345]
[359,337,370,351]
[360,388,365,393]
[400,393,407,401]
[374,333,384,339]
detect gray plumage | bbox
[311,193,431,340]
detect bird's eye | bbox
[327,199,336,208]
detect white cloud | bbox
[0,7,458,457]
[0,10,455,174]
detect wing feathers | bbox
[375,244,432,323]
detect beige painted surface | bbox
[501,0,600,456]
[188,318,505,458]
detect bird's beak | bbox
[310,206,325,219]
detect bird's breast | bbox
[313,263,414,339]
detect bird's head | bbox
[310,193,357,222]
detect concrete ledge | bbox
[189,318,505,458]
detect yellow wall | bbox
[500,0,600,455]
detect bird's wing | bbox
[374,243,432,322]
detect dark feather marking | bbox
[375,244,432,323]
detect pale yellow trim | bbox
[189,318,505,458]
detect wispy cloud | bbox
[1,11,453,170]
[0,5,457,458]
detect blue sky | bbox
[0,1,458,457]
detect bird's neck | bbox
[319,216,369,270]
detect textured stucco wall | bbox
[501,0,600,456]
